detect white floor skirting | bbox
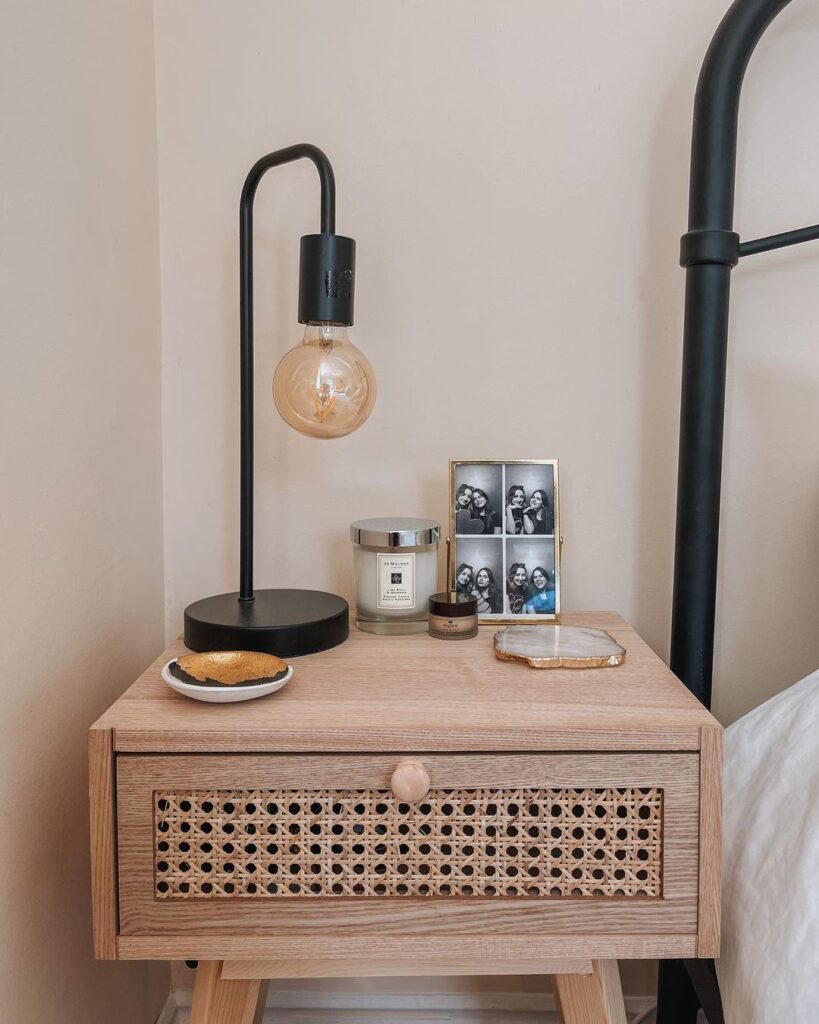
[163,989,657,1023]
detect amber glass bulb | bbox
[272,323,376,439]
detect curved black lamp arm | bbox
[238,145,336,602]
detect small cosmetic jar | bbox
[428,591,479,641]
[350,517,440,634]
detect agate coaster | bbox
[494,625,626,669]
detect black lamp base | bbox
[184,589,349,658]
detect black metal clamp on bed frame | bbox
[680,223,819,269]
[663,1,815,1022]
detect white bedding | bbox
[717,669,819,1022]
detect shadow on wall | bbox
[1,634,168,1023]
[632,54,695,663]
[714,333,819,724]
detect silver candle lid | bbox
[350,517,440,548]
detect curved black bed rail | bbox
[672,0,810,710]
[664,1,815,1021]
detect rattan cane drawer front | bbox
[154,786,662,899]
[117,753,700,938]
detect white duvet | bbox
[717,669,819,1022]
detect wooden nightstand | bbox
[89,612,721,1024]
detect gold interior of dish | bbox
[176,651,288,686]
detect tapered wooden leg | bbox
[552,959,627,1024]
[190,961,268,1024]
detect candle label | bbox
[376,552,416,609]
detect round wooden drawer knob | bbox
[390,759,430,802]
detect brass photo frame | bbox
[449,459,561,623]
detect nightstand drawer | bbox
[153,784,662,900]
[116,753,699,943]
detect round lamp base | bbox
[184,589,349,658]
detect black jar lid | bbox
[429,591,478,618]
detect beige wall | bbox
[155,0,819,1003]
[155,0,819,725]
[0,2,167,1021]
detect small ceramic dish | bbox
[161,650,293,704]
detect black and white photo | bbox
[453,463,503,535]
[449,460,560,622]
[505,536,557,616]
[452,536,504,614]
[503,462,555,535]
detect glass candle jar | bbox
[350,518,440,634]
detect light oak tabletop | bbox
[93,612,718,753]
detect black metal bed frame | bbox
[662,0,816,1020]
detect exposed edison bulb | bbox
[272,323,376,439]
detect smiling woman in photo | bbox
[523,489,552,535]
[454,483,474,533]
[506,561,528,614]
[455,483,473,513]
[472,566,501,613]
[505,485,527,534]
[455,563,475,602]
[471,488,501,535]
[523,565,555,614]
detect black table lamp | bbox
[184,144,376,657]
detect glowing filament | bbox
[310,362,336,421]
